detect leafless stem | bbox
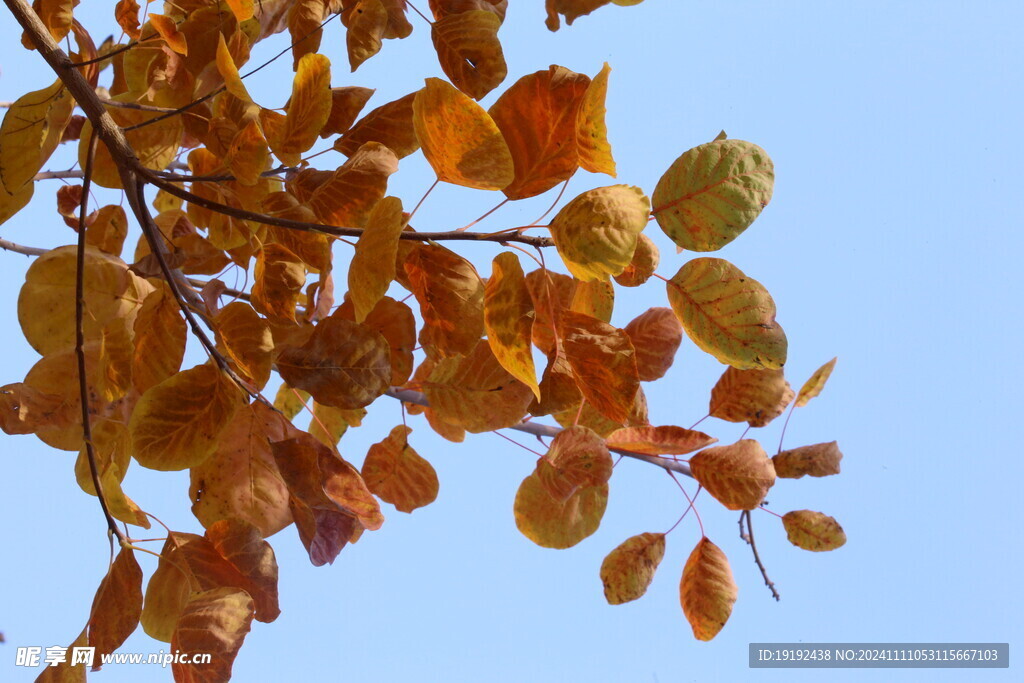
[741,510,780,601]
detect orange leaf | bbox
[530,346,581,417]
[545,0,614,31]
[202,518,282,621]
[333,91,419,158]
[0,382,72,437]
[85,205,129,256]
[513,472,607,549]
[559,310,639,424]
[782,510,847,551]
[796,357,838,407]
[689,440,775,511]
[405,243,485,359]
[488,65,590,199]
[149,14,188,55]
[709,366,794,428]
[276,314,391,409]
[213,302,274,390]
[614,233,659,287]
[132,282,187,393]
[525,268,575,355]
[225,119,270,186]
[431,10,507,99]
[251,243,306,323]
[773,441,843,479]
[577,62,616,176]
[170,588,254,682]
[88,548,143,666]
[679,537,737,641]
[349,196,405,322]
[34,627,88,680]
[381,0,414,37]
[321,86,375,137]
[190,405,293,537]
[21,0,78,47]
[336,295,417,386]
[225,0,255,21]
[305,142,399,226]
[600,532,665,604]
[287,0,327,69]
[413,77,513,190]
[539,425,613,497]
[362,424,439,512]
[623,307,682,382]
[606,425,716,456]
[129,364,244,471]
[114,0,141,39]
[430,0,507,19]
[553,385,648,436]
[263,52,332,165]
[215,32,254,104]
[484,252,540,400]
[344,0,388,71]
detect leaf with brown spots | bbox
[600,532,664,605]
[679,537,737,641]
[773,441,843,479]
[362,425,439,512]
[709,366,794,428]
[689,440,775,511]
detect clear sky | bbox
[1,1,1021,681]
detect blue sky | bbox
[1,1,1021,681]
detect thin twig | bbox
[741,510,781,601]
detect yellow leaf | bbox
[251,243,306,323]
[413,77,514,190]
[405,243,485,359]
[321,86,375,137]
[215,32,255,104]
[525,268,575,355]
[129,364,244,471]
[782,510,847,551]
[577,62,616,176]
[190,405,293,537]
[273,383,310,420]
[552,385,648,436]
[85,205,129,256]
[149,14,188,55]
[539,425,613,497]
[0,178,33,228]
[679,537,737,641]
[614,233,659,287]
[653,139,774,252]
[431,10,507,100]
[170,588,254,681]
[132,283,187,393]
[623,307,682,382]
[570,278,614,323]
[484,252,540,400]
[709,366,794,428]
[513,471,607,549]
[225,0,255,21]
[263,52,332,165]
[600,532,665,604]
[488,65,590,199]
[796,357,838,407]
[308,401,365,448]
[344,0,388,71]
[559,310,639,424]
[225,119,270,186]
[0,382,73,437]
[529,347,581,417]
[549,185,650,281]
[362,424,439,512]
[773,441,843,479]
[689,439,775,511]
[666,257,787,370]
[214,301,274,389]
[88,548,143,665]
[287,0,327,69]
[276,314,391,409]
[74,420,151,529]
[349,196,405,322]
[21,0,78,46]
[0,79,74,190]
[334,91,419,158]
[18,245,151,357]
[606,425,716,456]
[305,142,399,226]
[80,101,182,189]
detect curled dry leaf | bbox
[605,425,716,456]
[431,10,507,100]
[709,366,794,428]
[484,252,540,399]
[614,233,659,287]
[689,440,775,511]
[782,510,847,551]
[362,425,439,513]
[679,537,737,641]
[796,357,838,407]
[600,532,665,604]
[623,307,682,382]
[773,441,843,479]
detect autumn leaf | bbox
[214,302,274,390]
[251,243,306,323]
[276,314,391,410]
[171,588,254,682]
[362,425,439,512]
[273,383,310,420]
[539,425,613,496]
[549,185,650,281]
[570,278,614,323]
[796,357,838,407]
[405,243,485,359]
[600,532,665,604]
[488,65,590,199]
[773,441,843,479]
[666,257,787,370]
[559,310,639,424]
[336,295,417,386]
[689,440,775,511]
[88,548,143,668]
[653,139,774,252]
[709,367,794,428]
[679,537,737,641]
[215,32,255,105]
[623,307,682,381]
[0,79,74,190]
[132,282,187,393]
[614,233,659,287]
[782,510,847,551]
[513,472,607,549]
[34,627,88,681]
[85,205,129,256]
[263,53,332,165]
[413,77,514,190]
[21,0,78,46]
[287,0,327,68]
[149,14,188,55]
[308,401,365,448]
[577,62,616,176]
[129,364,244,471]
[334,91,419,158]
[525,268,575,355]
[605,425,716,456]
[484,252,540,399]
[305,141,399,226]
[431,10,507,100]
[349,196,405,322]
[344,0,388,71]
[321,86,375,137]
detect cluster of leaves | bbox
[1,0,845,679]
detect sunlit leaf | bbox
[653,139,774,252]
[273,383,310,420]
[570,278,614,323]
[782,510,847,551]
[344,0,388,70]
[614,233,658,287]
[679,537,737,641]
[513,472,607,549]
[21,0,78,46]
[88,548,143,666]
[226,119,270,186]
[605,425,716,456]
[549,185,650,281]
[0,79,74,191]
[114,0,141,39]
[321,86,375,137]
[85,205,129,257]
[362,424,439,512]
[709,366,794,428]
[214,302,274,390]
[484,252,540,399]
[170,588,254,682]
[600,532,664,604]
[525,268,575,355]
[577,62,616,176]
[149,14,188,55]
[796,357,838,407]
[263,53,332,165]
[287,0,327,69]
[34,627,87,681]
[431,10,507,100]
[215,32,255,104]
[666,257,787,370]
[129,364,244,471]
[305,142,399,226]
[251,243,306,323]
[349,196,405,322]
[334,91,419,158]
[413,77,513,190]
[539,425,613,496]
[623,307,682,382]
[308,401,365,448]
[559,310,639,424]
[336,295,417,386]
[132,282,187,393]
[773,441,843,479]
[405,243,485,359]
[689,439,775,511]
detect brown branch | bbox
[385,388,694,478]
[75,130,128,546]
[741,510,780,601]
